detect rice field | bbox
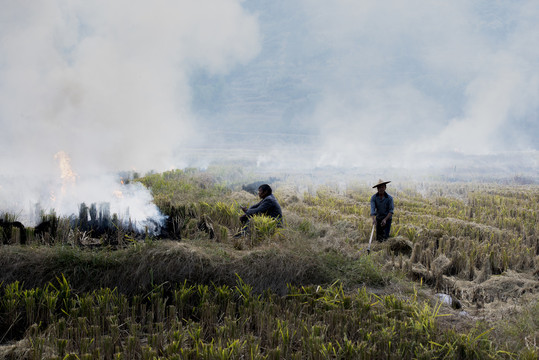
[1,167,538,359]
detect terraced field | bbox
[1,168,537,359]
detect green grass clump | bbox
[0,277,510,359]
[320,250,390,287]
[247,214,281,244]
[136,169,231,206]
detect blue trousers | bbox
[376,218,392,241]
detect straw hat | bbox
[372,179,391,188]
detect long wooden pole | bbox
[367,223,375,254]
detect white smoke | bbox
[0,1,260,224]
[300,0,539,167]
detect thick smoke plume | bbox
[0,1,260,224]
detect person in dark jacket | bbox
[236,184,282,237]
[370,179,394,242]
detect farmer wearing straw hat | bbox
[370,179,394,242]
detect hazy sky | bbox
[0,0,538,219]
[191,0,539,168]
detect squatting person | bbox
[370,179,394,242]
[235,184,282,237]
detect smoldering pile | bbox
[0,202,180,248]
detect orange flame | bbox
[54,151,77,195]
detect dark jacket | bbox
[245,194,282,220]
[370,192,394,220]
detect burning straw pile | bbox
[1,201,170,248]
